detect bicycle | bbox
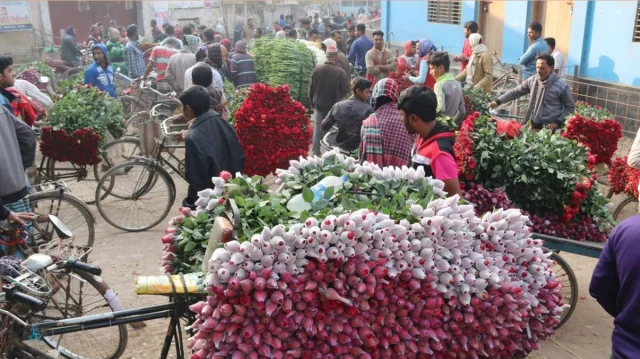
[0,217,128,359]
[16,182,96,250]
[95,118,188,232]
[119,79,180,136]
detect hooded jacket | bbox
[496,72,575,127]
[84,43,116,98]
[0,103,35,205]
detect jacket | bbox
[590,216,640,359]
[0,104,35,204]
[61,34,82,66]
[184,111,245,208]
[308,61,349,113]
[519,38,548,78]
[229,51,258,88]
[84,44,116,98]
[455,51,493,93]
[106,40,128,74]
[321,97,373,151]
[496,72,575,127]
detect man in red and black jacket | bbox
[398,85,461,197]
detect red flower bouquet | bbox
[234,84,312,176]
[608,156,640,199]
[40,127,102,165]
[387,62,414,94]
[562,113,622,165]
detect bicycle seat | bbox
[22,253,54,272]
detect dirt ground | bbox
[76,174,616,359]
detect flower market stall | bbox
[160,150,567,358]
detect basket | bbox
[39,127,102,165]
[114,72,133,94]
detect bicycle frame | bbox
[5,300,191,359]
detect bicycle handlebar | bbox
[161,118,183,137]
[3,285,45,311]
[140,81,177,98]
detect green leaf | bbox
[184,241,197,253]
[323,186,335,200]
[234,196,246,207]
[302,187,314,203]
[192,230,204,240]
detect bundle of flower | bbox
[234,83,311,176]
[462,183,514,216]
[608,156,640,199]
[39,127,102,165]
[185,198,563,359]
[562,112,622,165]
[161,151,446,274]
[387,62,414,94]
[455,114,614,241]
[573,101,612,121]
[223,80,250,124]
[463,88,492,115]
[252,37,315,105]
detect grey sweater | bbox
[0,104,35,204]
[496,72,575,127]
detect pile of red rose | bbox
[186,195,563,359]
[234,83,312,176]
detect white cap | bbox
[322,38,337,48]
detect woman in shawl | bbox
[397,40,418,72]
[455,33,493,93]
[106,27,128,75]
[359,78,415,167]
[205,43,231,86]
[204,43,227,89]
[406,38,437,89]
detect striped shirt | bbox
[229,52,257,88]
[149,46,179,81]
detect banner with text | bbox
[0,1,32,32]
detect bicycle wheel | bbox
[33,270,128,359]
[61,67,83,82]
[547,251,578,329]
[95,160,176,232]
[46,158,99,205]
[613,196,639,223]
[119,96,146,124]
[27,191,95,249]
[94,137,142,183]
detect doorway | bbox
[531,1,573,59]
[478,1,506,59]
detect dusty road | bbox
[83,179,614,359]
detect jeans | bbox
[312,109,328,156]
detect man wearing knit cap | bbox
[308,45,349,156]
[324,38,350,83]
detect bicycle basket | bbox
[115,72,133,94]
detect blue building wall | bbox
[581,1,640,86]
[381,1,476,53]
[382,0,640,87]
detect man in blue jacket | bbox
[590,216,640,359]
[84,43,116,98]
[519,22,548,80]
[348,23,373,77]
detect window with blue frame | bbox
[427,0,461,25]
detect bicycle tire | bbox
[548,251,578,329]
[119,96,146,124]
[613,196,639,223]
[95,160,176,232]
[39,270,128,359]
[45,158,99,205]
[27,191,95,249]
[94,137,142,183]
